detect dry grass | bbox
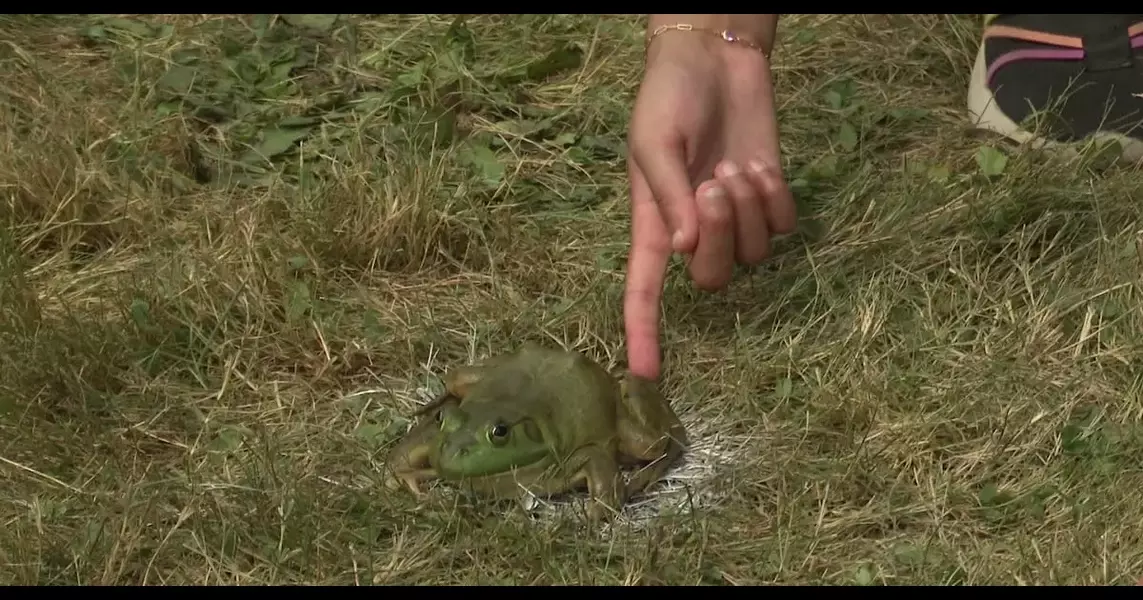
[1,13,1142,586]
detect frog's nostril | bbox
[446,438,471,458]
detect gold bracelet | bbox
[646,23,771,59]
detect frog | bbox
[384,343,688,520]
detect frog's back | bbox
[465,345,620,446]
[520,345,620,444]
[515,344,615,397]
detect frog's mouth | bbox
[433,437,551,479]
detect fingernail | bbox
[748,158,767,173]
[671,230,685,250]
[703,185,725,202]
[719,161,740,177]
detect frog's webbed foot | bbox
[385,453,440,496]
[395,470,436,497]
[384,413,443,496]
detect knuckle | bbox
[716,182,750,205]
[746,165,780,192]
[624,286,662,307]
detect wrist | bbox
[646,14,778,56]
[644,24,773,79]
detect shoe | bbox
[967,14,1143,162]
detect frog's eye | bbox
[487,422,510,445]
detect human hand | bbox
[624,33,797,379]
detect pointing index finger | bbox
[625,167,671,380]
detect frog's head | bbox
[428,401,551,479]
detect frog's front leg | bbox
[385,408,447,495]
[568,444,624,521]
[616,374,689,499]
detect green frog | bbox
[385,343,688,520]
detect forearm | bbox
[647,14,780,55]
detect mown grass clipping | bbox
[1,14,1141,585]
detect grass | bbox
[1,13,1142,586]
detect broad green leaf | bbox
[285,279,312,324]
[552,132,578,147]
[794,29,817,44]
[823,79,856,110]
[129,298,150,327]
[460,143,505,186]
[892,542,924,566]
[101,17,156,38]
[888,107,929,121]
[824,90,844,110]
[396,61,429,87]
[384,418,410,439]
[243,126,312,163]
[444,15,476,65]
[286,255,309,271]
[265,61,296,95]
[353,422,388,446]
[278,115,321,128]
[250,14,273,36]
[774,377,793,399]
[837,121,858,151]
[207,426,246,453]
[812,154,839,179]
[80,25,106,41]
[281,14,339,33]
[524,43,584,81]
[978,482,1000,505]
[927,164,950,182]
[408,105,457,148]
[157,65,198,95]
[975,145,1008,177]
[363,310,387,342]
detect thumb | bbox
[630,133,698,254]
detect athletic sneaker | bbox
[967,14,1143,162]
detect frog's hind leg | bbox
[475,447,622,521]
[413,356,507,418]
[442,364,487,398]
[443,352,515,397]
[616,376,689,500]
[620,427,686,500]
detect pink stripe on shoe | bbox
[985,48,1084,83]
[986,34,1143,85]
